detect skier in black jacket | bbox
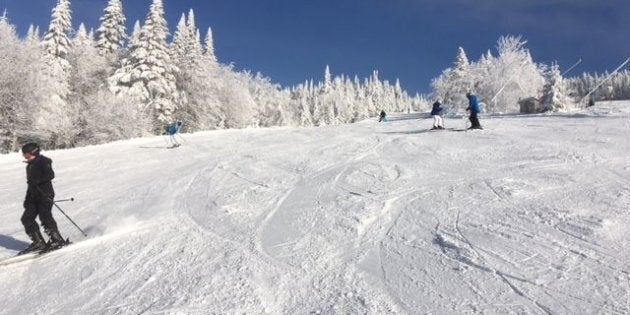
[19,143,66,255]
[379,110,388,122]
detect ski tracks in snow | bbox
[178,134,407,313]
[2,105,630,314]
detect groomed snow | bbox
[1,102,629,314]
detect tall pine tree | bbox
[449,47,471,111]
[129,20,141,47]
[96,0,127,56]
[204,27,218,65]
[187,10,203,64]
[43,0,72,68]
[541,64,566,112]
[171,13,191,66]
[40,0,76,147]
[110,0,180,127]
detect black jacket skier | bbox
[379,110,388,122]
[19,143,66,255]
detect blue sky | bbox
[1,0,628,94]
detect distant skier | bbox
[588,95,595,107]
[431,100,444,129]
[379,110,388,122]
[166,121,183,147]
[466,92,483,129]
[19,143,67,255]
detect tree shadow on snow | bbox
[0,234,29,251]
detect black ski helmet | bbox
[21,143,40,156]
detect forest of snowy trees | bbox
[431,35,630,115]
[565,70,630,102]
[432,36,546,115]
[0,0,426,153]
[2,0,627,153]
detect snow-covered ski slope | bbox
[1,102,629,314]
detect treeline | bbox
[0,0,425,153]
[431,35,630,114]
[565,70,630,101]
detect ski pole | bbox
[34,186,87,237]
[51,201,88,237]
[54,198,75,203]
[175,133,188,144]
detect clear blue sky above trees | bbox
[2,0,628,93]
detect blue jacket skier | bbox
[167,121,182,136]
[431,100,444,129]
[466,92,483,129]
[166,121,184,147]
[19,143,67,255]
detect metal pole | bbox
[561,59,582,77]
[51,201,88,237]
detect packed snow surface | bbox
[1,102,629,314]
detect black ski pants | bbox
[22,193,58,235]
[469,112,481,128]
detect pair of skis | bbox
[0,240,71,267]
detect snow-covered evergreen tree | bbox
[171,10,211,130]
[432,47,472,114]
[171,13,191,65]
[298,88,314,126]
[324,65,332,92]
[69,23,112,143]
[455,47,470,72]
[450,47,471,109]
[110,0,180,127]
[129,20,141,47]
[96,0,126,56]
[204,27,217,64]
[186,10,203,60]
[43,0,72,66]
[74,23,91,47]
[40,0,76,147]
[541,64,566,112]
[26,24,41,43]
